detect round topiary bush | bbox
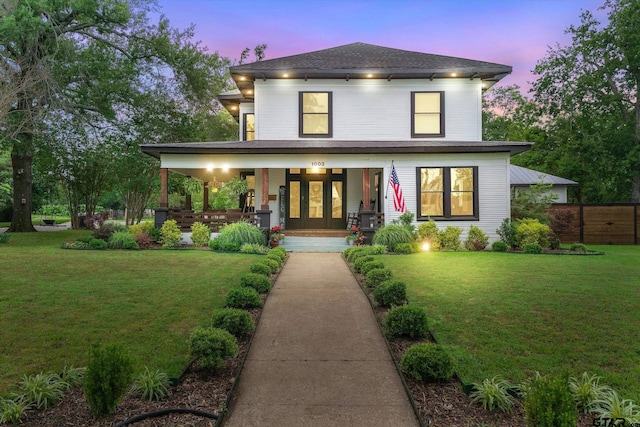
[249,262,272,277]
[400,343,456,382]
[373,279,407,307]
[188,327,238,369]
[364,268,393,289]
[211,308,255,337]
[385,305,428,338]
[266,251,284,266]
[491,241,509,252]
[347,247,368,263]
[360,260,385,276]
[269,246,287,259]
[353,256,375,273]
[372,224,415,252]
[259,258,279,274]
[240,272,272,293]
[569,243,587,253]
[225,286,263,309]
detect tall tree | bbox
[531,0,640,202]
[0,0,229,231]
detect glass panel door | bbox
[286,169,345,229]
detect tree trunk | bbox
[8,136,36,232]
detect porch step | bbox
[283,229,350,238]
[280,236,350,253]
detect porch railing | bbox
[168,210,259,232]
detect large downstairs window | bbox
[416,167,478,220]
[411,91,444,137]
[299,92,332,137]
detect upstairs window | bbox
[417,166,478,220]
[300,92,332,137]
[244,113,255,141]
[412,91,444,137]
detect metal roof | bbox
[141,140,532,158]
[510,165,578,186]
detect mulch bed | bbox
[359,269,599,427]
[19,303,265,427]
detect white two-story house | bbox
[142,42,531,241]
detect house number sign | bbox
[311,161,325,167]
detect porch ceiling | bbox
[141,139,532,159]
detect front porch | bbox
[154,164,386,234]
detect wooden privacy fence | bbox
[548,204,639,245]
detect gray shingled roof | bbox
[510,165,578,186]
[230,42,511,80]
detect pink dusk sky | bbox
[154,0,606,93]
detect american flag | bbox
[389,164,406,212]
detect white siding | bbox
[255,79,482,141]
[382,153,510,243]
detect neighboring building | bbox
[510,165,578,203]
[142,42,531,241]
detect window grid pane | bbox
[309,181,323,219]
[290,181,300,218]
[332,181,342,219]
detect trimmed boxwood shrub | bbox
[373,279,407,307]
[259,258,279,274]
[347,247,368,263]
[385,305,428,338]
[365,268,393,289]
[266,251,284,265]
[211,308,255,337]
[249,263,272,277]
[491,241,509,252]
[226,287,263,309]
[524,375,577,427]
[269,246,287,259]
[524,243,542,254]
[515,218,550,248]
[353,256,374,273]
[188,327,239,369]
[400,343,456,382]
[240,273,271,293]
[360,260,385,276]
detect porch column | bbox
[256,168,271,231]
[203,182,209,211]
[155,167,170,229]
[261,168,269,210]
[360,167,376,243]
[160,168,168,208]
[362,168,371,210]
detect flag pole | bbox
[385,160,393,200]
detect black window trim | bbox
[416,166,479,221]
[299,91,333,138]
[243,113,255,141]
[411,91,445,138]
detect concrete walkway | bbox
[223,253,419,427]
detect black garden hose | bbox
[114,408,218,426]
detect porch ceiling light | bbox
[451,73,457,77]
[283,72,289,78]
[366,73,373,78]
[222,165,229,172]
[206,164,213,172]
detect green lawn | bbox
[380,246,640,401]
[0,231,259,392]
